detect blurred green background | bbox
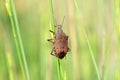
[0,0,120,80]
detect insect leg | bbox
[50,48,55,56]
[67,48,71,52]
[49,30,55,35]
[47,39,54,43]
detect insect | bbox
[48,19,69,59]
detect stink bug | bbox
[48,18,69,59]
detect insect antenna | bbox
[55,16,65,28]
[61,16,65,27]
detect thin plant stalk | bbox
[49,0,55,38]
[114,0,120,79]
[57,59,61,80]
[114,0,120,66]
[2,28,15,80]
[83,31,101,80]
[10,2,30,80]
[49,0,65,80]
[73,0,101,80]
[6,53,14,80]
[49,0,60,79]
[6,0,30,80]
[9,14,26,80]
[57,59,66,80]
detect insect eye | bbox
[57,25,62,29]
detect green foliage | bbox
[0,0,119,80]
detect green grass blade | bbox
[57,59,66,80]
[9,15,26,80]
[114,0,120,79]
[57,59,61,80]
[49,0,66,80]
[5,0,30,80]
[49,0,55,39]
[6,52,14,80]
[73,0,101,80]
[10,1,30,80]
[83,31,101,80]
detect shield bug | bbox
[48,18,69,59]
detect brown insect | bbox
[48,20,69,59]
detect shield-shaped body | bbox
[53,25,69,59]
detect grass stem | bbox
[83,31,101,80]
[114,0,120,78]
[6,0,30,80]
[73,0,101,80]
[57,59,61,80]
[49,0,55,39]
[49,0,66,80]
